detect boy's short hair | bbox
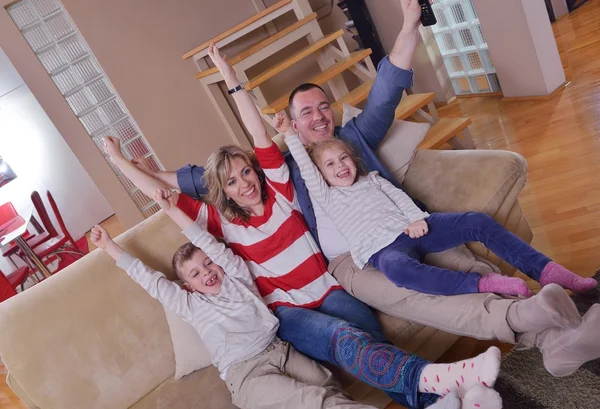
[172,243,202,280]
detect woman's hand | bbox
[405,219,429,239]
[207,42,236,83]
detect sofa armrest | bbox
[403,149,528,220]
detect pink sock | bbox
[418,347,501,397]
[539,262,597,293]
[478,273,533,297]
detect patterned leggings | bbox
[275,289,439,408]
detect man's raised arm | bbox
[353,0,424,149]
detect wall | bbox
[0,48,113,274]
[58,0,262,170]
[473,0,565,97]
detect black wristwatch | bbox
[228,84,244,95]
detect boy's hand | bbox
[154,188,177,211]
[274,111,292,135]
[90,225,112,249]
[405,219,428,239]
[104,136,124,161]
[207,42,235,79]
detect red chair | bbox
[2,192,53,261]
[26,191,86,264]
[0,272,17,303]
[0,202,18,225]
[0,267,31,292]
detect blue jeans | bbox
[370,212,552,296]
[275,289,438,408]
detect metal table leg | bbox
[14,236,51,279]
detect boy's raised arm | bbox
[91,225,194,319]
[153,189,253,284]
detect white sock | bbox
[418,347,501,397]
[426,392,461,409]
[461,385,503,409]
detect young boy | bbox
[90,189,378,409]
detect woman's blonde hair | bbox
[307,139,366,178]
[204,145,268,221]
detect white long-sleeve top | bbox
[116,223,279,376]
[286,135,429,268]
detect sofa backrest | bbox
[0,212,188,409]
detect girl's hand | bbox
[274,111,295,136]
[207,42,235,79]
[90,225,112,249]
[405,219,428,239]
[104,136,124,161]
[154,188,177,211]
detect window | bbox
[7,0,162,217]
[430,0,500,95]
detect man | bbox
[134,0,600,377]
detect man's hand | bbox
[104,136,124,161]
[405,219,429,239]
[400,0,427,31]
[274,111,295,137]
[154,188,177,211]
[90,225,112,250]
[131,157,153,174]
[389,0,431,69]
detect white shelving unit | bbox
[7,0,162,218]
[431,0,500,95]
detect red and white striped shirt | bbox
[176,143,341,309]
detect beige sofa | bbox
[0,145,531,409]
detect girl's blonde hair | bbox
[307,139,366,177]
[204,145,267,221]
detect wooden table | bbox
[0,210,51,279]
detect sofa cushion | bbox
[0,248,176,409]
[342,104,430,184]
[164,307,212,380]
[131,366,237,409]
[5,373,39,409]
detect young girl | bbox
[282,127,597,297]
